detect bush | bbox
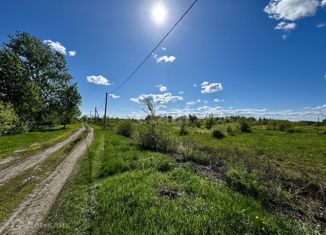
[212,129,225,139]
[116,120,133,137]
[285,127,295,133]
[240,121,251,133]
[226,167,265,197]
[135,124,176,153]
[0,101,20,135]
[179,117,188,136]
[206,115,215,129]
[278,122,291,131]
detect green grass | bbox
[0,123,79,158]
[41,127,317,235]
[179,126,326,184]
[0,135,82,222]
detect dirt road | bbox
[0,127,85,185]
[0,127,93,235]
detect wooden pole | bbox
[103,93,108,129]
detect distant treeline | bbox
[87,114,326,131]
[0,32,81,135]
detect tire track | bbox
[0,127,85,186]
[0,128,94,235]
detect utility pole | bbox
[95,107,97,123]
[103,92,108,129]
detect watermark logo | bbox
[9,219,70,231]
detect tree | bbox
[58,84,81,128]
[0,31,80,128]
[0,101,19,135]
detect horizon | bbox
[1,0,326,121]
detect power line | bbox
[109,0,199,94]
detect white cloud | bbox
[178,91,184,95]
[109,94,120,99]
[44,40,67,55]
[213,99,223,103]
[157,105,167,110]
[193,84,198,88]
[201,81,223,94]
[68,50,77,56]
[155,55,176,63]
[322,0,326,6]
[153,103,326,121]
[196,99,201,103]
[155,84,168,92]
[186,101,196,106]
[203,100,209,104]
[316,23,325,28]
[44,40,76,57]
[324,74,326,80]
[275,21,296,31]
[86,75,111,86]
[264,0,320,21]
[161,47,167,51]
[130,93,183,105]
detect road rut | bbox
[0,127,85,185]
[0,127,94,235]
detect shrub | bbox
[240,121,251,133]
[135,124,176,153]
[212,129,225,139]
[0,101,20,135]
[116,120,133,137]
[206,114,215,129]
[226,167,265,197]
[226,126,237,136]
[278,122,291,131]
[179,117,188,136]
[285,127,295,133]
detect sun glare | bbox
[151,1,167,25]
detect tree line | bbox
[0,32,81,135]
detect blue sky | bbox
[1,0,326,120]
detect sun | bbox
[151,1,167,25]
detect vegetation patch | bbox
[0,123,79,158]
[41,127,318,234]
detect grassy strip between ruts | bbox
[40,126,319,235]
[0,123,80,158]
[0,131,85,223]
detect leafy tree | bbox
[0,101,19,135]
[0,31,80,128]
[58,84,81,128]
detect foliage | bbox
[212,129,225,139]
[205,114,215,129]
[0,31,81,129]
[135,124,176,153]
[226,166,265,197]
[116,120,133,137]
[240,121,251,133]
[57,84,81,128]
[40,128,315,235]
[178,116,188,136]
[0,101,19,135]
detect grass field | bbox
[41,125,319,234]
[179,126,326,183]
[0,123,79,158]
